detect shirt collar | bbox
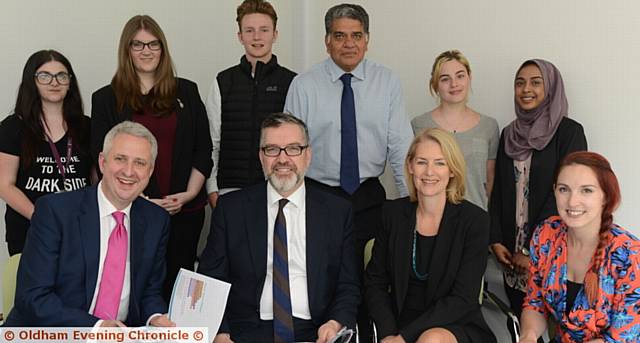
[325,57,367,83]
[266,180,306,209]
[97,181,132,220]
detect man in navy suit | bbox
[5,121,174,327]
[198,113,359,343]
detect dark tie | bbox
[340,73,360,194]
[273,199,294,343]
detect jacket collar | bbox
[239,55,280,80]
[394,199,462,313]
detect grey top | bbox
[411,111,499,210]
[284,58,413,196]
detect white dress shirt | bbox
[205,79,222,194]
[259,182,311,320]
[89,181,132,322]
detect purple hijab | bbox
[504,59,568,161]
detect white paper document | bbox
[168,268,231,337]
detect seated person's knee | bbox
[416,328,457,343]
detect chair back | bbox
[364,238,375,267]
[2,253,21,316]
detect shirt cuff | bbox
[206,178,219,194]
[146,313,163,326]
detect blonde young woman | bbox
[412,50,499,211]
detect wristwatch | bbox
[520,247,530,256]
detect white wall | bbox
[1,0,639,288]
[297,0,640,232]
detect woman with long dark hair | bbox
[519,151,640,342]
[0,50,91,255]
[91,15,212,300]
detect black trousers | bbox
[162,208,205,301]
[503,280,525,319]
[306,178,386,342]
[229,318,317,343]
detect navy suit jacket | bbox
[197,180,360,334]
[4,185,170,326]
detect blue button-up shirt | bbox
[284,58,412,196]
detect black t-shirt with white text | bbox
[0,114,91,249]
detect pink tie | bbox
[93,211,128,320]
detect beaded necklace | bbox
[412,229,429,280]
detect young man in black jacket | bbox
[205,0,296,208]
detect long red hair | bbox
[556,151,621,306]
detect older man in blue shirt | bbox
[284,3,413,341]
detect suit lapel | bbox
[246,185,268,302]
[128,198,146,317]
[424,202,458,306]
[79,186,101,307]
[394,201,414,314]
[305,186,328,314]
[171,88,187,182]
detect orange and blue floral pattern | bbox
[523,216,640,342]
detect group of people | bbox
[1,1,639,343]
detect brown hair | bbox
[556,151,621,306]
[405,128,466,203]
[111,15,176,115]
[429,50,471,97]
[236,0,278,31]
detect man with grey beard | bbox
[198,113,359,343]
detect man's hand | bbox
[149,314,176,327]
[208,192,219,208]
[213,333,234,343]
[316,319,342,343]
[99,320,126,327]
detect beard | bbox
[265,163,304,195]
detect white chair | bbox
[2,253,21,318]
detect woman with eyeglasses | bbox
[0,50,91,255]
[91,15,212,300]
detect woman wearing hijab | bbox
[489,59,587,316]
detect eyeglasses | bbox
[261,145,308,157]
[34,71,72,85]
[130,40,162,51]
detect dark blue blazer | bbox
[197,180,360,334]
[4,185,170,326]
